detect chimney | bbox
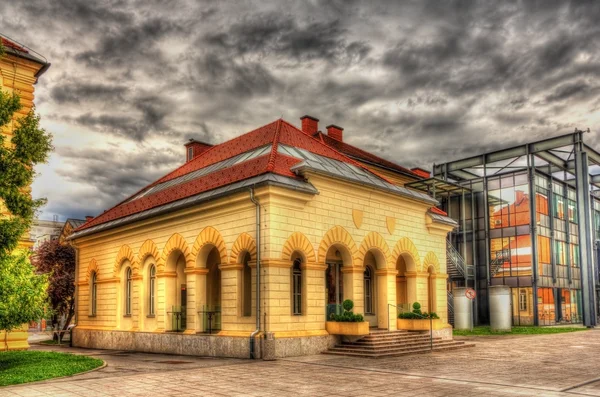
[300,115,319,135]
[326,124,344,142]
[185,139,213,162]
[410,167,431,178]
[85,216,94,222]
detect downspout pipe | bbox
[249,188,261,358]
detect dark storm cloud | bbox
[51,82,128,104]
[55,145,181,201]
[2,0,599,221]
[203,13,371,65]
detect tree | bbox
[0,40,54,340]
[0,253,48,348]
[33,240,76,339]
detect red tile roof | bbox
[430,206,448,216]
[1,37,28,53]
[77,118,422,232]
[315,132,423,179]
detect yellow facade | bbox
[73,171,453,348]
[0,39,48,351]
[0,42,46,250]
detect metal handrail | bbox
[447,239,474,278]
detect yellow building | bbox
[70,116,456,358]
[0,36,50,250]
[0,36,50,351]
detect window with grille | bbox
[91,271,97,316]
[519,289,527,311]
[125,267,132,315]
[364,266,374,314]
[292,258,302,315]
[149,265,156,315]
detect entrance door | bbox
[326,263,343,319]
[180,284,187,329]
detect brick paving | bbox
[3,329,600,396]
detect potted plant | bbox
[326,299,369,336]
[397,302,443,331]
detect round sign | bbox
[465,288,476,300]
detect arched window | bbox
[292,258,302,315]
[242,253,252,317]
[364,266,374,314]
[90,271,97,316]
[125,267,132,316]
[149,265,156,316]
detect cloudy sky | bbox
[1,0,599,221]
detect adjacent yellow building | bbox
[0,36,49,351]
[70,116,456,358]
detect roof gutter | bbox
[249,187,261,359]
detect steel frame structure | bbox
[426,130,599,327]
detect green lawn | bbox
[0,351,103,386]
[453,326,589,336]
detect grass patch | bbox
[453,326,589,336]
[0,351,103,386]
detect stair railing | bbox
[447,239,474,279]
[394,303,434,352]
[447,291,454,326]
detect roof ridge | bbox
[266,119,283,172]
[280,120,396,185]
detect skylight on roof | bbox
[128,144,272,202]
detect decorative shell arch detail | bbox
[159,233,193,272]
[190,226,228,266]
[113,244,138,277]
[281,232,316,263]
[391,237,421,272]
[357,232,391,268]
[423,251,441,273]
[317,226,358,264]
[230,233,257,264]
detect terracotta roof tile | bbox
[77,117,424,232]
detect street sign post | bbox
[465,288,476,331]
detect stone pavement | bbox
[3,329,600,396]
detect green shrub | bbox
[342,299,354,312]
[329,299,364,322]
[397,303,440,320]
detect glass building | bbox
[407,131,600,327]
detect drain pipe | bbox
[249,187,261,359]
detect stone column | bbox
[341,266,364,314]
[182,269,208,333]
[404,271,430,310]
[131,275,143,331]
[375,268,398,330]
[156,271,176,332]
[302,262,328,328]
[432,273,449,322]
[218,263,243,333]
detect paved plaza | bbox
[3,329,600,396]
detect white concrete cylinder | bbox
[453,287,472,330]
[489,285,512,331]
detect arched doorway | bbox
[205,247,222,332]
[363,250,387,328]
[164,250,187,332]
[325,244,352,319]
[396,253,417,313]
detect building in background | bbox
[30,217,64,250]
[0,35,50,251]
[410,131,599,327]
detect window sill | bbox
[146,315,155,318]
[88,315,96,318]
[123,314,132,318]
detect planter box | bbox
[326,321,369,336]
[397,318,446,331]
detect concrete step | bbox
[339,339,448,350]
[333,340,465,352]
[349,336,442,346]
[323,343,474,358]
[359,334,431,342]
